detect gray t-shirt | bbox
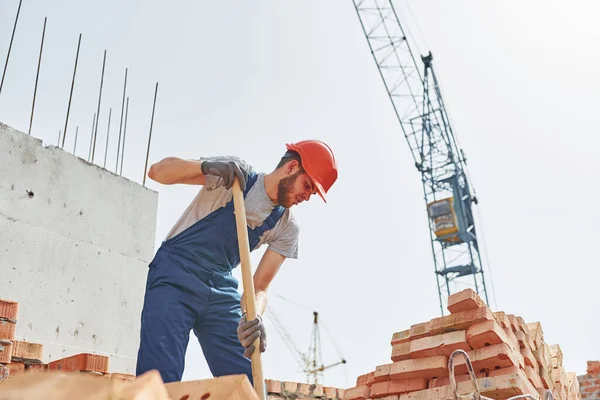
[164,156,299,259]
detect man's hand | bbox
[237,313,266,358]
[201,159,248,191]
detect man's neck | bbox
[263,171,279,204]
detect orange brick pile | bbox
[0,298,135,382]
[0,299,260,398]
[343,289,581,400]
[578,361,600,400]
[265,379,346,399]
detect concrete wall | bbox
[0,122,158,374]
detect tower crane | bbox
[352,0,490,315]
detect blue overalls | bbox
[135,171,285,385]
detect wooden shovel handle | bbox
[232,178,265,400]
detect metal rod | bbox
[119,96,129,176]
[115,68,128,173]
[0,0,23,98]
[88,112,96,162]
[57,130,61,146]
[62,33,82,148]
[91,49,106,163]
[143,83,159,186]
[73,125,79,154]
[103,107,112,168]
[28,17,47,135]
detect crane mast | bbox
[352,0,490,314]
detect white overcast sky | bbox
[1,0,598,389]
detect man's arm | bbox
[237,248,286,357]
[148,156,249,189]
[241,248,286,316]
[147,157,206,185]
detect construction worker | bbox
[135,140,338,385]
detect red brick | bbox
[283,381,298,392]
[392,342,411,362]
[0,340,12,364]
[398,368,536,400]
[534,343,552,371]
[588,361,600,375]
[25,363,48,372]
[374,364,392,383]
[408,322,431,341]
[0,363,8,380]
[524,365,543,389]
[514,331,536,351]
[323,386,338,399]
[388,378,428,395]
[391,330,411,346]
[539,367,552,389]
[447,289,485,314]
[506,314,520,332]
[356,371,375,386]
[466,319,510,349]
[266,379,282,394]
[516,316,529,334]
[47,353,109,373]
[409,331,471,359]
[549,344,563,365]
[314,385,324,397]
[493,312,510,329]
[298,383,311,396]
[428,371,486,388]
[389,355,448,380]
[503,327,521,352]
[370,381,391,398]
[521,347,539,374]
[427,307,495,337]
[451,343,522,375]
[0,300,18,321]
[11,340,43,361]
[8,361,25,375]
[0,320,16,340]
[343,385,369,400]
[527,322,544,346]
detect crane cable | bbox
[272,293,347,362]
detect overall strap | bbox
[253,205,286,236]
[242,170,259,197]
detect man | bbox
[135,140,338,385]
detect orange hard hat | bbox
[285,140,338,202]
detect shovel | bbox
[232,177,266,400]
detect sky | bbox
[1,0,599,389]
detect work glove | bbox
[237,313,266,358]
[201,158,248,191]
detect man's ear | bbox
[286,159,300,175]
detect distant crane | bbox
[266,304,346,384]
[352,0,490,314]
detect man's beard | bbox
[277,171,302,208]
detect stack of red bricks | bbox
[343,289,581,400]
[0,299,134,382]
[0,299,45,379]
[265,379,346,399]
[578,361,600,400]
